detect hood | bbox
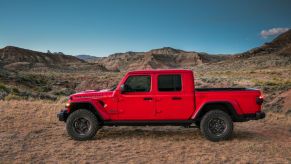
[70,89,114,99]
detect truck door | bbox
[155,74,194,120]
[117,75,155,120]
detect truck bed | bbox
[194,88,261,115]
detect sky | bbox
[0,0,291,57]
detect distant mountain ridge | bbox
[76,54,100,61]
[1,29,290,72]
[93,30,291,71]
[94,47,228,71]
[0,46,84,65]
[0,46,86,70]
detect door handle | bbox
[172,96,182,100]
[144,97,153,100]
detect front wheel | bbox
[200,110,233,142]
[66,110,100,141]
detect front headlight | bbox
[65,102,70,108]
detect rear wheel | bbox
[200,110,233,142]
[66,110,100,141]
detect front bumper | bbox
[57,109,68,122]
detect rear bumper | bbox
[57,109,68,122]
[235,111,266,122]
[255,111,266,120]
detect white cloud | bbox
[260,27,289,38]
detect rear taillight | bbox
[256,96,264,105]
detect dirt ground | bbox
[0,100,290,163]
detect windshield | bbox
[110,84,117,91]
[109,75,124,91]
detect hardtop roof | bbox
[127,69,193,74]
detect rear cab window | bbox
[158,74,182,92]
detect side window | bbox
[124,75,151,92]
[158,74,182,91]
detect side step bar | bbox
[103,120,196,126]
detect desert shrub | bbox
[4,94,22,101]
[264,81,278,86]
[253,79,291,87]
[0,83,10,100]
[37,93,57,101]
[11,88,20,94]
[37,85,52,92]
[53,88,75,96]
[0,90,9,100]
[16,74,48,87]
[0,83,9,93]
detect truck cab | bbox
[58,69,265,141]
[117,70,195,120]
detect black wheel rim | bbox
[208,118,226,136]
[73,117,91,135]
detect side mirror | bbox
[120,84,125,93]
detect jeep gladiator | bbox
[58,69,265,141]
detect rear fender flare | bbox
[192,100,242,120]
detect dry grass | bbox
[0,100,290,163]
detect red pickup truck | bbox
[58,69,265,141]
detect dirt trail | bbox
[0,100,290,163]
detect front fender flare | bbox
[69,100,110,120]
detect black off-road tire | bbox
[66,110,100,141]
[200,110,233,142]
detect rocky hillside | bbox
[193,30,291,72]
[0,46,108,100]
[0,46,85,70]
[94,47,228,71]
[235,29,291,58]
